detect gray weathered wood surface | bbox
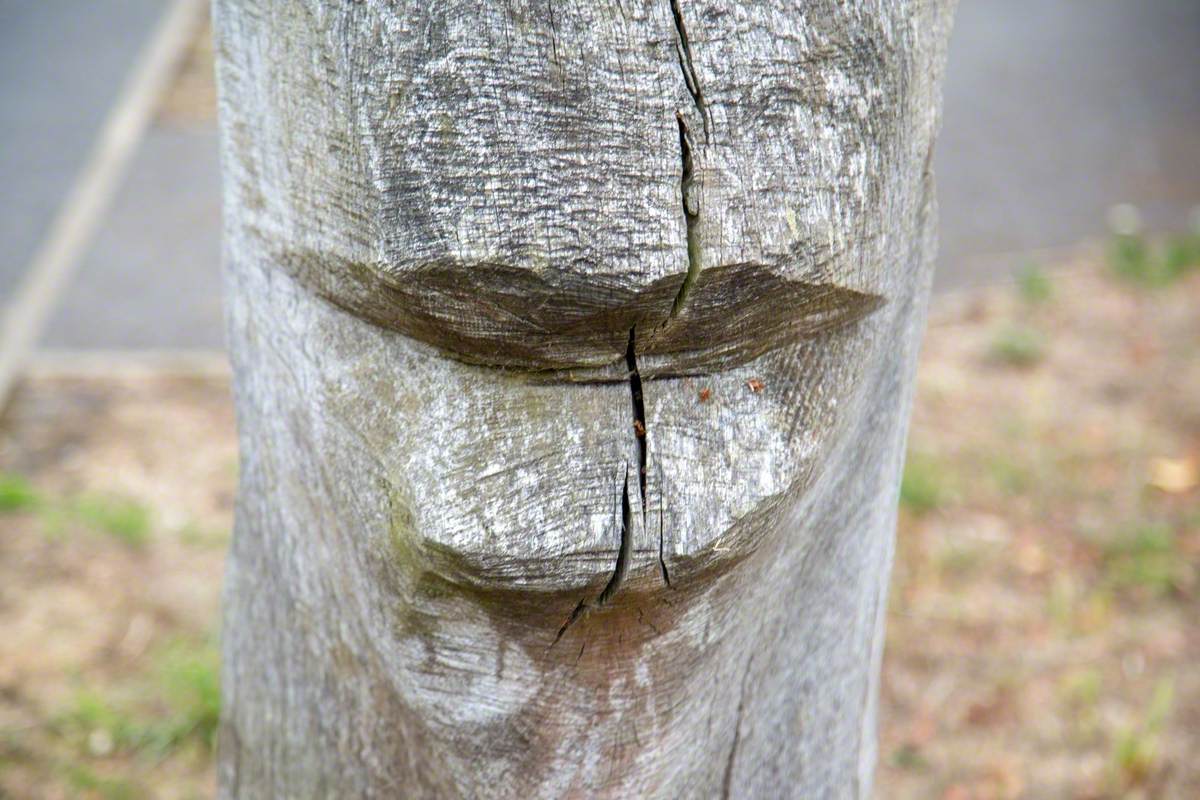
[214,1,955,796]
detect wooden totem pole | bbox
[214,0,955,795]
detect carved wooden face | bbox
[220,0,940,621]
[216,1,952,789]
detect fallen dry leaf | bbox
[1148,456,1197,493]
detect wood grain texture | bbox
[214,0,955,796]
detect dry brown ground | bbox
[0,260,1197,798]
[0,376,234,799]
[879,259,1200,799]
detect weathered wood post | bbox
[214,1,955,796]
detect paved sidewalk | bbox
[44,127,224,350]
[937,0,1200,281]
[0,0,169,298]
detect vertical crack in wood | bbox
[667,0,708,320]
[668,0,711,142]
[595,462,633,606]
[656,460,671,586]
[670,113,702,319]
[625,328,648,531]
[553,328,663,644]
[553,463,633,645]
[548,1,712,634]
[625,328,669,587]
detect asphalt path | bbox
[936,0,1200,282]
[0,0,168,298]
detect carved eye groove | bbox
[274,250,883,380]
